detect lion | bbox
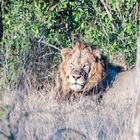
[59,41,123,98]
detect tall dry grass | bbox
[0,70,134,140]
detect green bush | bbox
[0,0,139,88]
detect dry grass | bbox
[0,71,134,140]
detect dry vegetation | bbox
[0,42,137,140]
[0,69,135,140]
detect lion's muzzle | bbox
[69,70,87,92]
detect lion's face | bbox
[63,46,98,92]
[59,41,105,94]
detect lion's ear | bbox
[93,49,102,60]
[61,48,72,60]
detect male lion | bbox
[59,41,122,97]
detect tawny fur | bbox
[59,41,105,95]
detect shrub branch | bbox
[100,0,115,32]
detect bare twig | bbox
[39,41,61,52]
[49,128,87,140]
[99,18,109,37]
[100,0,115,32]
[5,103,16,140]
[0,130,10,139]
[45,3,59,15]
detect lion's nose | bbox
[72,74,81,80]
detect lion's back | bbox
[104,69,135,103]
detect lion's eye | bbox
[83,64,89,72]
[69,63,74,69]
[83,63,89,68]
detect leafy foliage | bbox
[0,0,139,88]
